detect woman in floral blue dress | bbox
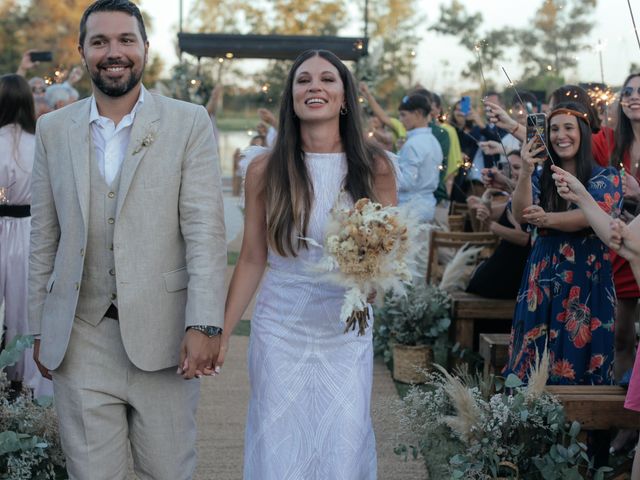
[505,102,622,385]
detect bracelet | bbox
[510,123,519,135]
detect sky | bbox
[140,0,640,94]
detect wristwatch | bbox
[187,325,223,337]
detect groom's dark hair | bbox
[79,0,148,47]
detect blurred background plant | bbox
[0,335,65,480]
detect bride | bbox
[217,49,396,479]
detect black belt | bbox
[105,304,119,320]
[0,205,30,217]
[537,227,595,238]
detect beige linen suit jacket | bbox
[28,90,226,372]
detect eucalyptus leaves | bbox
[0,336,65,479]
[395,365,611,479]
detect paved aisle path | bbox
[193,337,427,480]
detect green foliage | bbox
[0,336,66,479]
[375,283,451,349]
[361,0,422,99]
[0,0,29,75]
[432,0,597,85]
[0,336,33,371]
[431,0,514,78]
[394,368,609,479]
[520,0,597,77]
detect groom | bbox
[28,0,226,478]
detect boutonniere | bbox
[133,132,155,155]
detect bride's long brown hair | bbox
[265,49,387,257]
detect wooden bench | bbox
[479,333,510,378]
[449,291,515,352]
[545,386,640,430]
[546,385,640,477]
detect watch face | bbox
[204,326,222,337]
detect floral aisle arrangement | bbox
[0,336,66,480]
[375,282,452,383]
[374,282,451,365]
[308,197,422,335]
[395,352,610,479]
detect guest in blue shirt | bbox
[396,94,444,222]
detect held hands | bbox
[551,165,588,205]
[178,329,221,380]
[213,334,230,375]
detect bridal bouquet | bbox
[308,197,421,335]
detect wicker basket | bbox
[392,344,434,384]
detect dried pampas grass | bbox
[438,244,484,292]
[526,343,550,401]
[434,364,481,443]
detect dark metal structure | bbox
[177,33,368,61]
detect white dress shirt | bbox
[89,87,145,186]
[397,127,444,222]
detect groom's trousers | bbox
[51,315,200,480]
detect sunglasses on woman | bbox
[621,86,640,98]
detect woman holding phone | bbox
[504,102,621,385]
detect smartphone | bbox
[460,96,471,116]
[30,51,53,62]
[526,113,547,160]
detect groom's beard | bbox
[90,59,144,98]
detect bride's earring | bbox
[340,104,348,116]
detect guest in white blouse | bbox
[0,74,53,398]
[396,93,444,222]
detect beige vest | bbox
[75,150,121,326]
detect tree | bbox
[188,0,348,105]
[517,0,597,77]
[252,0,349,108]
[432,0,596,88]
[431,0,513,80]
[0,0,161,92]
[0,0,29,74]
[356,0,422,108]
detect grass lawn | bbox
[217,113,265,132]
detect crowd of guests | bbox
[354,75,640,469]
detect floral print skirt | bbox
[504,232,615,385]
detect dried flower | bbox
[133,132,155,155]
[306,196,423,335]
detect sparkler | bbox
[628,0,640,53]
[475,42,509,158]
[501,66,555,166]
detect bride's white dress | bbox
[243,151,376,480]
